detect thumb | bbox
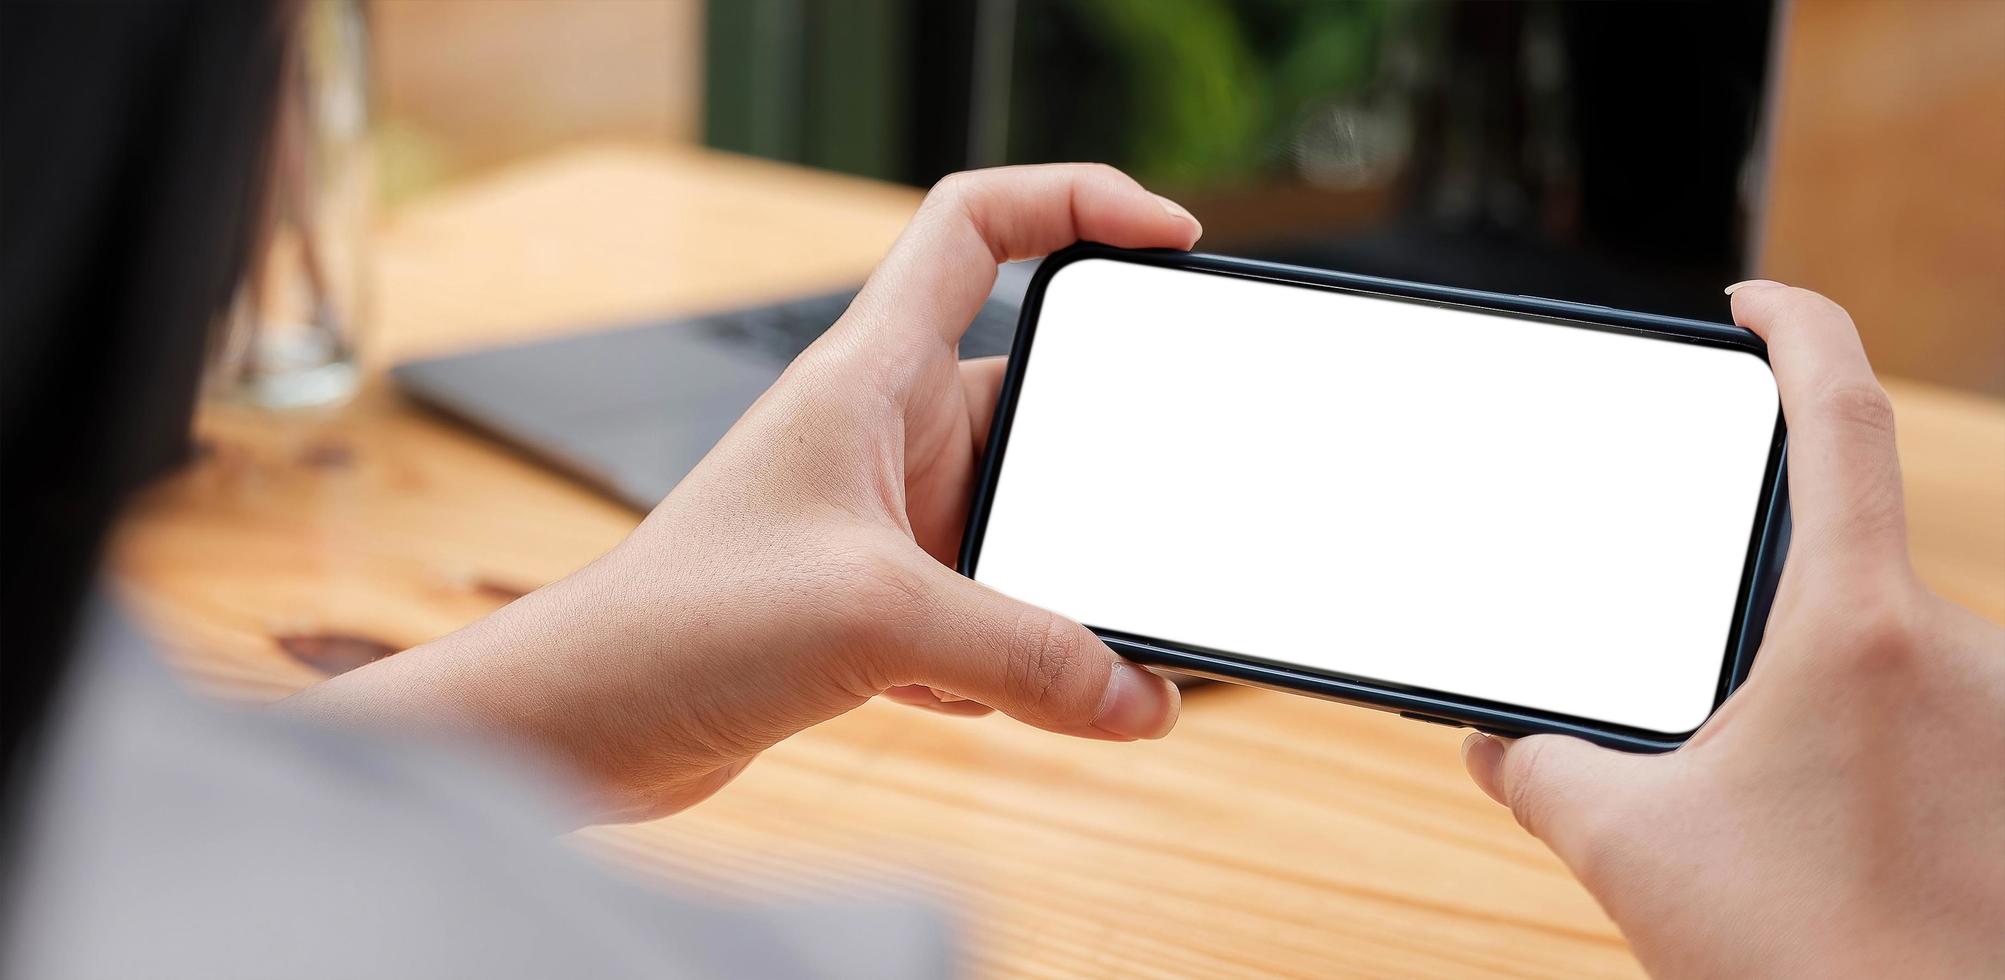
[900,567,1179,741]
[1462,733,1639,862]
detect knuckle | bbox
[846,548,930,626]
[1005,607,1085,707]
[918,170,1001,257]
[1813,380,1897,440]
[1833,588,1922,677]
[924,170,981,207]
[825,547,931,684]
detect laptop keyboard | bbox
[693,288,1021,363]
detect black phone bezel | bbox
[956,244,1791,753]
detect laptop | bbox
[392,261,1037,510]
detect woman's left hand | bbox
[291,164,1202,821]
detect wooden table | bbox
[109,144,2005,978]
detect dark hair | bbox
[1,0,290,839]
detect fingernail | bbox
[1093,661,1178,740]
[1461,733,1508,806]
[1724,279,1783,296]
[1153,194,1201,230]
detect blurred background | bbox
[371,0,2003,394]
[31,4,1992,974]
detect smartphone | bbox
[959,246,1789,751]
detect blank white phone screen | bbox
[974,259,1781,734]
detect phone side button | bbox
[1399,711,1466,729]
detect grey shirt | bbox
[5,605,954,979]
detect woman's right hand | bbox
[288,165,1193,822]
[1462,282,2005,977]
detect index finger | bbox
[1727,281,1907,558]
[850,163,1203,346]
